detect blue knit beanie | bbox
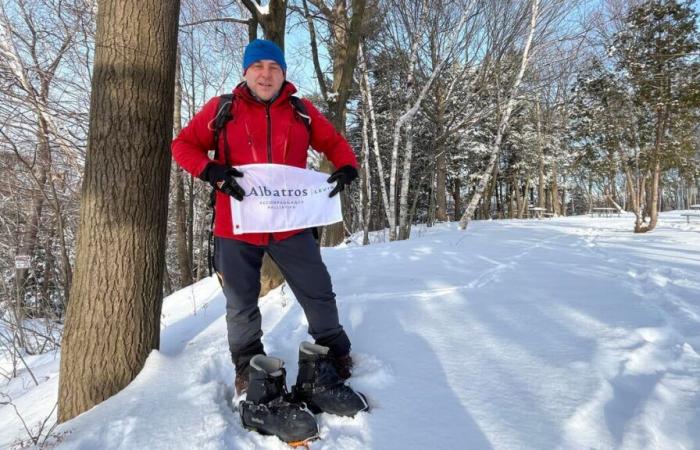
[243,39,287,73]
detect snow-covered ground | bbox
[1,211,699,449]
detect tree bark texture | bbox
[58,0,180,422]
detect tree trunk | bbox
[173,49,193,288]
[434,81,447,222]
[551,160,560,215]
[428,169,436,227]
[308,0,367,247]
[513,176,522,218]
[242,0,287,50]
[560,177,567,216]
[518,177,531,218]
[435,148,448,222]
[398,125,415,240]
[480,163,499,219]
[452,178,462,220]
[360,96,372,245]
[537,156,545,209]
[359,44,392,233]
[646,161,661,231]
[58,0,180,422]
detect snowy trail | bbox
[1,213,699,449]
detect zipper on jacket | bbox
[266,103,272,163]
[266,102,273,245]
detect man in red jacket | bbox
[172,39,358,397]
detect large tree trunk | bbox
[58,0,180,422]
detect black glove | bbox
[200,163,245,201]
[327,165,358,198]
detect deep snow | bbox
[1,212,699,449]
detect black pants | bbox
[215,230,351,375]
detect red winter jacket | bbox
[171,81,358,245]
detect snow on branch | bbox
[180,17,250,27]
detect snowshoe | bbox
[239,355,319,445]
[292,342,369,417]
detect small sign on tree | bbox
[14,255,31,269]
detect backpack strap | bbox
[208,94,234,279]
[290,96,312,137]
[212,94,234,163]
[289,96,311,127]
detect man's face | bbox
[244,60,285,101]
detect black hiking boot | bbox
[333,353,353,380]
[239,355,319,445]
[292,342,369,417]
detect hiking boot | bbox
[239,355,319,445]
[292,342,369,417]
[235,370,248,397]
[333,353,353,380]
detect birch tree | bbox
[458,0,540,230]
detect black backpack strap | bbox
[208,94,234,279]
[290,96,312,147]
[212,94,234,163]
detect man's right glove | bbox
[200,163,245,201]
[327,165,359,197]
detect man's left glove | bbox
[327,165,358,198]
[200,163,245,201]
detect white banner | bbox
[230,164,343,234]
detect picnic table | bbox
[591,207,621,218]
[681,206,700,223]
[528,206,547,219]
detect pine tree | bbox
[613,0,700,231]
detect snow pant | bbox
[214,230,351,375]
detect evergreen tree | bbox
[612,0,700,231]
